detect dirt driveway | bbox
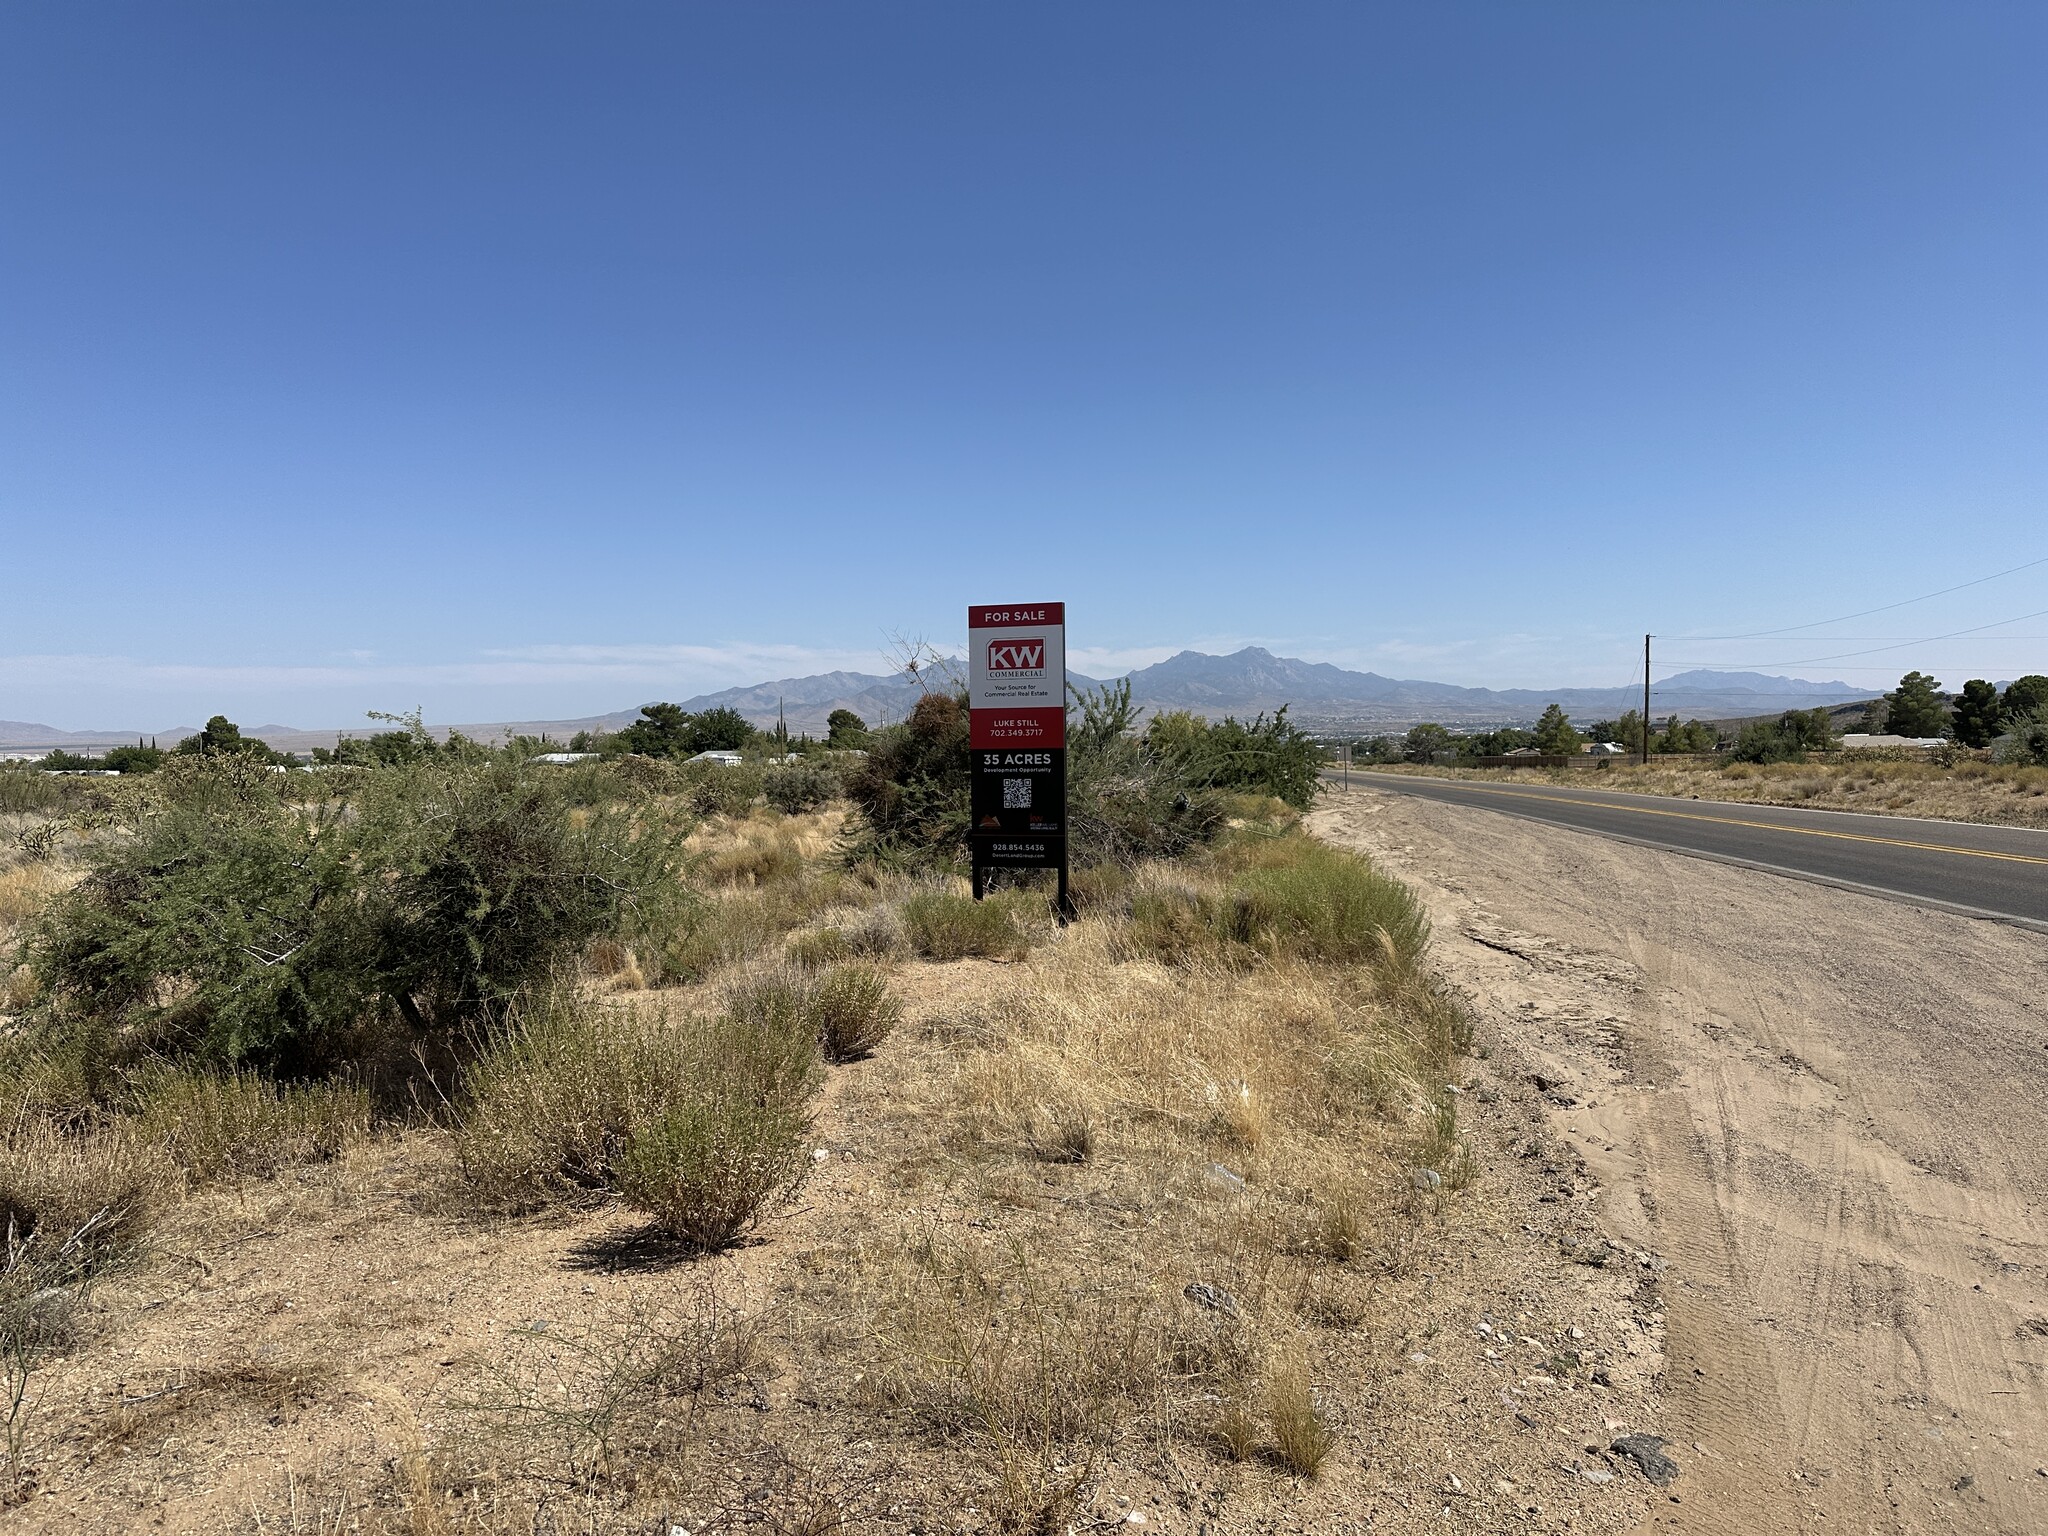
[1310,785,2048,1536]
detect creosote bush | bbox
[763,763,837,815]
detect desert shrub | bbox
[842,692,972,868]
[1118,837,1426,972]
[130,1068,369,1185]
[1231,836,1428,969]
[1145,703,1325,808]
[0,1124,169,1289]
[458,991,821,1248]
[1993,709,2048,767]
[763,763,837,815]
[784,926,853,969]
[901,890,1030,960]
[0,768,81,816]
[706,822,808,886]
[456,995,677,1204]
[685,766,763,818]
[27,757,689,1073]
[611,1087,809,1248]
[657,890,806,982]
[1066,684,1229,867]
[812,962,901,1062]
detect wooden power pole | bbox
[1642,634,1652,765]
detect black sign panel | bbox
[970,747,1066,838]
[974,834,1066,871]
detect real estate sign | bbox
[967,603,1067,886]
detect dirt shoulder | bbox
[1310,785,2048,1536]
[1356,755,2048,829]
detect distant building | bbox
[1839,734,1947,750]
[687,750,747,767]
[533,752,602,765]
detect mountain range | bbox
[0,649,1880,754]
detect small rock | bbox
[1611,1434,1681,1487]
[1410,1168,1443,1192]
[1182,1282,1239,1317]
[1125,1515,1148,1526]
[812,1147,831,1163]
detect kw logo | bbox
[985,639,1045,672]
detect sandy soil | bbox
[1310,786,2048,1536]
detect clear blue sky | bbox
[4,2,2044,729]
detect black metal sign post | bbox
[966,602,1072,919]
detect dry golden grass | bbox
[0,860,72,932]
[1,795,1490,1532]
[1372,752,2048,827]
[776,834,1470,1525]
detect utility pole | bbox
[1642,634,1652,766]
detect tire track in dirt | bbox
[1310,787,2048,1536]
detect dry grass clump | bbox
[0,1122,170,1290]
[0,863,72,932]
[130,1068,370,1186]
[448,1282,760,1496]
[900,888,1037,960]
[1264,1348,1338,1476]
[1118,831,1429,971]
[811,962,901,1062]
[457,988,823,1249]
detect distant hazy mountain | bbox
[0,652,1882,754]
[1114,648,1869,724]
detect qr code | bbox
[1002,777,1032,810]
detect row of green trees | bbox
[841,682,1324,870]
[1875,671,2048,745]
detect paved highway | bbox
[1329,771,2048,931]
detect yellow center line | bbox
[1358,777,2048,868]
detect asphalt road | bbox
[1329,770,2048,931]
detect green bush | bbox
[0,766,80,815]
[28,755,689,1072]
[612,1086,810,1249]
[763,763,837,815]
[1728,707,1836,765]
[1993,708,2048,767]
[1143,702,1325,809]
[842,692,972,867]
[1065,683,1229,866]
[686,766,763,818]
[900,890,1030,960]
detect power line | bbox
[1660,604,2048,671]
[1676,553,2048,642]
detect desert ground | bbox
[1312,784,2048,1535]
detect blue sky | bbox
[4,2,2044,729]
